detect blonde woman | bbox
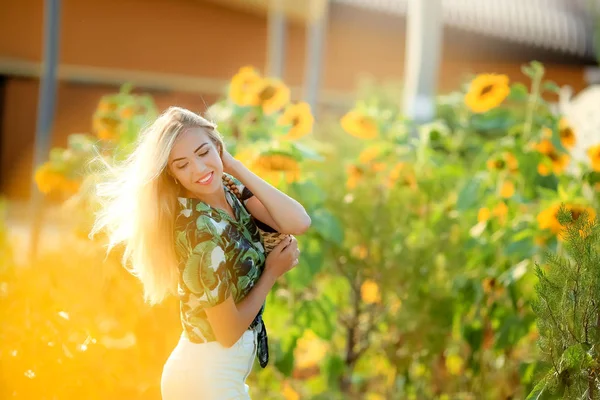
[91,107,311,399]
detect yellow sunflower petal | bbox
[478,207,491,223]
[559,118,576,149]
[587,145,600,171]
[537,163,551,176]
[361,280,381,304]
[500,181,515,198]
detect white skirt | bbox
[161,330,257,400]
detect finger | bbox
[283,242,298,254]
[273,236,293,253]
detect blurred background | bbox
[2,0,600,399]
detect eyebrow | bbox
[171,142,209,163]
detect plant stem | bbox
[523,71,543,142]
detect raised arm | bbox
[223,151,311,235]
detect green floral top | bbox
[174,173,270,367]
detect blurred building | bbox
[0,0,598,199]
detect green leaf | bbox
[290,142,325,162]
[522,61,545,79]
[291,181,326,210]
[583,171,600,186]
[462,320,484,352]
[294,299,334,340]
[495,315,529,350]
[274,333,300,377]
[310,209,344,245]
[526,375,553,400]
[456,179,481,211]
[558,343,593,373]
[509,83,529,101]
[504,237,535,258]
[324,354,345,388]
[542,81,560,94]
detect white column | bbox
[304,0,329,113]
[402,0,443,124]
[267,0,286,79]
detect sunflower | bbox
[587,145,600,171]
[34,163,80,196]
[464,74,510,113]
[537,203,561,234]
[340,110,379,139]
[535,139,570,175]
[93,114,121,141]
[96,97,119,113]
[250,78,290,115]
[486,157,506,171]
[504,152,519,173]
[386,162,417,190]
[277,102,314,140]
[228,66,262,107]
[486,152,518,173]
[346,164,364,189]
[537,203,596,239]
[558,118,576,149]
[253,152,300,183]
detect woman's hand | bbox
[264,236,300,280]
[221,149,241,175]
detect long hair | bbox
[90,106,224,305]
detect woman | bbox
[91,106,311,399]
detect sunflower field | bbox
[3,60,600,399]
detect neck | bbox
[183,186,229,209]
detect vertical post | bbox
[267,0,286,79]
[402,0,443,125]
[303,0,328,115]
[30,0,61,260]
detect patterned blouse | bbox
[173,173,270,368]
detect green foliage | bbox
[530,205,600,399]
[4,61,600,399]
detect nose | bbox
[190,158,209,178]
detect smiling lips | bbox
[196,171,214,185]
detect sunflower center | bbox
[479,84,495,96]
[494,159,506,169]
[560,128,573,139]
[359,116,375,129]
[100,116,120,128]
[570,208,582,221]
[258,85,277,102]
[291,116,301,127]
[548,151,560,162]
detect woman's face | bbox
[167,127,223,198]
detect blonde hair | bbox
[91,106,224,305]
